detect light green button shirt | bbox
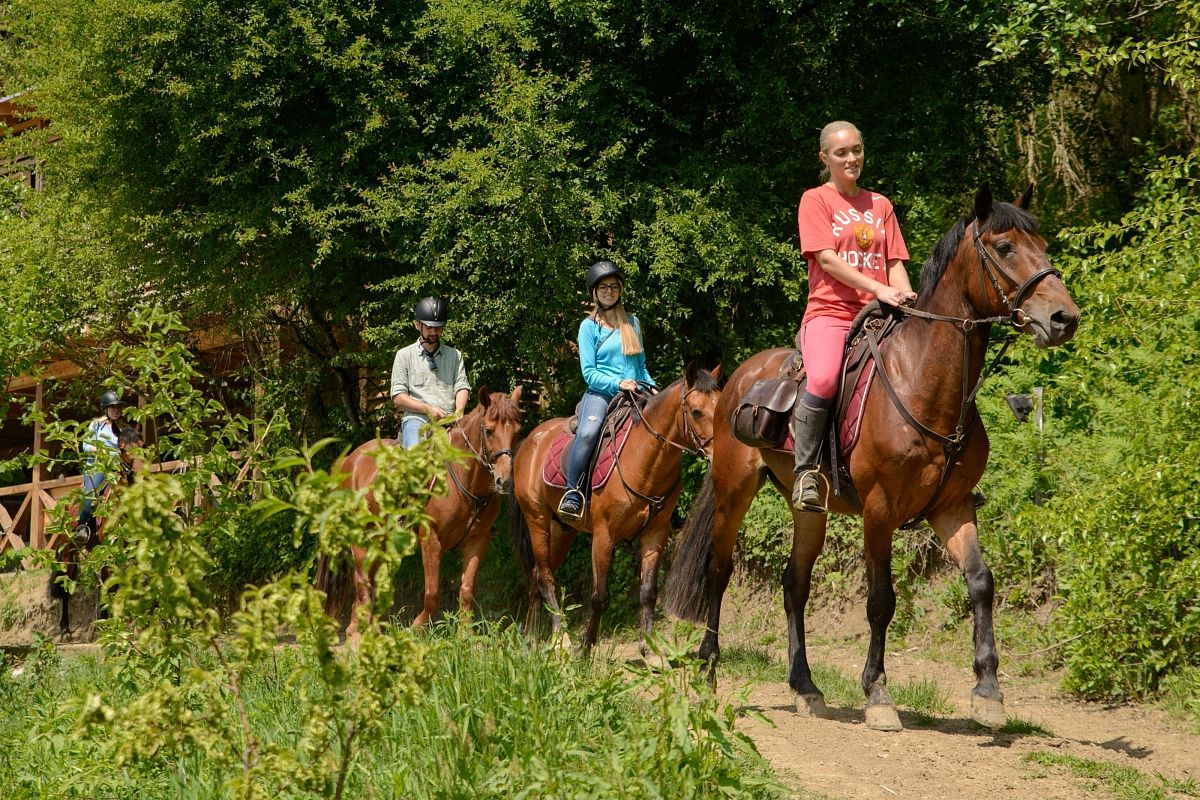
[390,339,471,423]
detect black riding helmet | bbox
[414,296,448,328]
[585,260,624,294]
[98,390,125,411]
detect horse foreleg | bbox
[581,531,615,654]
[456,531,490,625]
[928,499,1005,729]
[345,546,373,646]
[861,513,901,731]
[700,469,760,678]
[412,528,443,628]
[636,521,670,654]
[783,508,829,717]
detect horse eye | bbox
[691,408,703,419]
[485,428,494,437]
[996,241,1013,256]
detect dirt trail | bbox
[708,586,1199,800]
[733,642,1198,799]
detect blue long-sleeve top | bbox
[578,315,655,398]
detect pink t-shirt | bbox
[798,183,909,322]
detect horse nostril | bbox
[1052,308,1080,331]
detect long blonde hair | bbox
[818,120,863,182]
[591,296,643,356]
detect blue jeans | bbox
[78,470,107,527]
[566,391,612,492]
[401,417,426,449]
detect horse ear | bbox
[477,386,491,407]
[510,385,523,404]
[709,363,723,381]
[974,183,993,225]
[1015,183,1034,210]
[684,358,701,387]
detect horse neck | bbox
[451,407,489,479]
[890,251,993,425]
[627,383,687,481]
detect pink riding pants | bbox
[797,315,852,401]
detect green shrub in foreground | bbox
[0,624,782,799]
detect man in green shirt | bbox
[391,297,472,448]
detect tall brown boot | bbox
[791,400,830,512]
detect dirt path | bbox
[707,585,1199,800]
[733,642,1198,799]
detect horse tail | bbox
[315,552,353,627]
[665,471,717,622]
[508,484,536,588]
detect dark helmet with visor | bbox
[99,390,125,411]
[585,260,624,294]
[414,296,448,328]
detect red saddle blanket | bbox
[774,361,876,457]
[542,417,635,490]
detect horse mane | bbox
[642,367,719,416]
[917,202,1040,304]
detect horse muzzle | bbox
[1022,299,1080,348]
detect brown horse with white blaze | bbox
[510,361,720,652]
[318,386,523,639]
[665,185,1079,730]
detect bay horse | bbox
[52,425,143,638]
[664,185,1080,730]
[317,386,523,640]
[509,361,720,652]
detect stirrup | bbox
[73,523,92,545]
[792,470,830,514]
[557,489,585,522]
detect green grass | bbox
[999,716,1054,736]
[892,677,954,725]
[1157,667,1200,732]
[0,622,786,799]
[1024,752,1200,799]
[811,662,863,709]
[720,645,788,683]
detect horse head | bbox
[970,183,1080,347]
[117,425,144,483]
[476,385,523,493]
[680,361,723,460]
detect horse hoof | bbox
[971,693,1007,730]
[793,692,828,718]
[865,703,902,732]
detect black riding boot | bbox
[791,398,830,513]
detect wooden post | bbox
[29,380,45,549]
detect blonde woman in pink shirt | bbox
[792,121,916,512]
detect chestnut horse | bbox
[318,386,523,639]
[665,185,1080,730]
[52,425,143,637]
[510,362,720,652]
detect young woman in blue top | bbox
[557,260,656,521]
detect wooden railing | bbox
[0,457,239,555]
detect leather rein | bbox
[611,385,711,531]
[865,222,1061,524]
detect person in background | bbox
[391,296,471,448]
[77,390,127,542]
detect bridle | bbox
[604,382,714,533]
[442,412,513,535]
[632,385,713,461]
[864,219,1061,524]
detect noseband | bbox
[972,225,1061,327]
